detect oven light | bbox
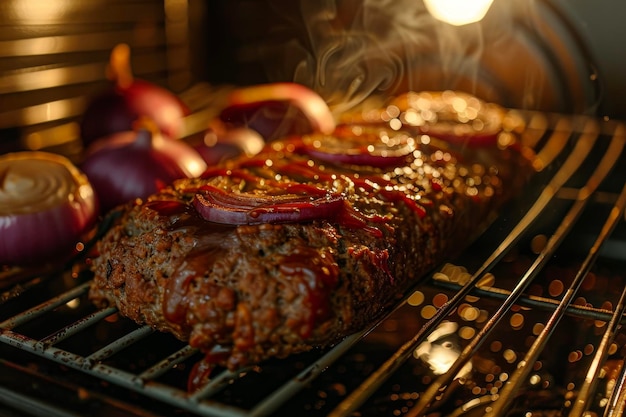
[423,0,495,26]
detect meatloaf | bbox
[89,97,526,371]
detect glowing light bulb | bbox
[423,0,495,26]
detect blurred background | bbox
[1,0,626,156]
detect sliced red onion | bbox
[192,185,345,225]
[219,82,336,141]
[301,127,416,168]
[0,152,98,265]
[82,127,207,212]
[391,90,505,145]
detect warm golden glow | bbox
[423,0,495,26]
[9,0,73,22]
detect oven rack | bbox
[1,111,626,417]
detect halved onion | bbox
[219,82,336,141]
[301,126,416,168]
[192,185,344,225]
[391,90,505,145]
[0,152,98,265]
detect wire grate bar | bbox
[409,141,605,415]
[0,282,91,330]
[87,363,252,417]
[138,344,199,381]
[434,280,623,323]
[604,350,626,417]
[487,136,626,416]
[38,307,117,347]
[412,124,620,415]
[329,120,600,417]
[189,367,253,402]
[84,325,155,366]
[1,320,250,417]
[572,276,626,417]
[0,328,89,367]
[571,182,626,416]
[248,332,365,417]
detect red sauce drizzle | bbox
[144,200,188,216]
[145,199,237,325]
[190,135,437,234]
[187,353,219,391]
[163,255,203,323]
[278,248,340,338]
[272,159,337,183]
[374,249,394,284]
[334,201,385,238]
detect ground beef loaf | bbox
[89,106,526,371]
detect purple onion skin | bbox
[0,152,98,266]
[219,101,315,142]
[80,80,189,146]
[82,146,186,212]
[194,142,244,166]
[81,129,206,212]
[0,202,93,265]
[80,92,137,145]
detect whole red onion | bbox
[81,126,207,212]
[80,43,189,145]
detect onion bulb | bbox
[0,152,98,265]
[81,125,207,211]
[218,82,336,141]
[80,43,189,145]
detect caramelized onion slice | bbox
[391,90,505,145]
[0,152,98,265]
[192,185,344,225]
[301,127,417,168]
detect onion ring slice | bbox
[301,127,417,168]
[193,185,345,225]
[391,90,505,145]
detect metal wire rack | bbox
[1,110,626,417]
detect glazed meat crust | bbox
[89,121,519,370]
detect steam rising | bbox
[244,0,511,114]
[227,0,599,114]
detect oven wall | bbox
[197,0,618,117]
[552,0,626,118]
[2,0,625,155]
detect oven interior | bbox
[2,1,626,417]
